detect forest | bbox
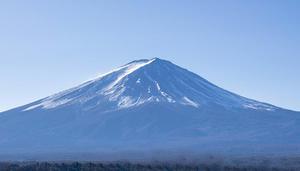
[0,162,299,171]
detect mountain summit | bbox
[0,58,299,160]
[23,58,276,112]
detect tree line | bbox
[0,162,299,171]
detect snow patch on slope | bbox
[136,78,141,84]
[181,96,199,108]
[243,102,276,111]
[24,98,73,111]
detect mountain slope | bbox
[20,58,277,112]
[0,58,299,159]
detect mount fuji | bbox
[0,58,299,160]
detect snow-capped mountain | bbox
[0,58,299,160]
[23,58,276,112]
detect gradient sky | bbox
[0,0,299,112]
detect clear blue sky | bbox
[0,0,299,112]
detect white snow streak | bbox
[24,98,73,111]
[103,59,156,94]
[182,97,199,108]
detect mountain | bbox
[0,58,299,160]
